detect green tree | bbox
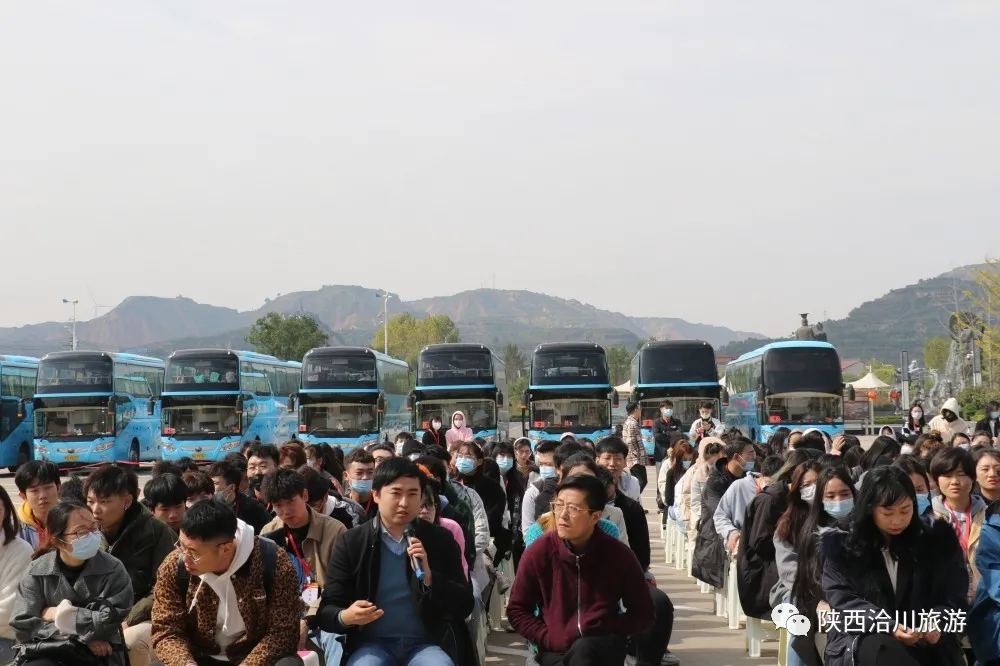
[964,258,1000,388]
[872,362,897,386]
[923,336,950,372]
[607,345,633,385]
[508,375,529,411]
[372,313,460,367]
[502,343,528,380]
[246,312,329,361]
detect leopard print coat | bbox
[151,539,301,666]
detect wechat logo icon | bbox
[771,602,812,637]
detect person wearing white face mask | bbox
[688,401,724,442]
[11,500,135,666]
[974,400,1000,444]
[900,401,929,446]
[445,411,473,449]
[422,415,447,448]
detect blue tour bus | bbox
[292,347,410,453]
[630,340,721,457]
[0,355,40,471]
[723,341,847,443]
[410,343,508,443]
[33,351,165,465]
[160,349,301,462]
[521,342,617,449]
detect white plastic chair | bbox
[727,556,743,629]
[664,516,677,564]
[746,617,779,658]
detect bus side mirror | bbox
[377,394,386,414]
[17,399,26,419]
[235,395,245,415]
[496,390,504,409]
[721,389,729,406]
[609,389,620,409]
[147,399,156,417]
[107,397,117,416]
[629,389,639,404]
[847,385,856,401]
[287,393,297,413]
[521,390,529,411]
[406,393,415,411]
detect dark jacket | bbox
[461,471,510,561]
[615,490,651,571]
[11,550,134,666]
[533,478,559,522]
[441,481,477,571]
[975,417,1000,439]
[105,500,177,625]
[692,458,742,588]
[235,491,274,534]
[820,520,968,666]
[737,481,787,619]
[507,528,654,655]
[653,417,684,449]
[316,518,476,665]
[422,428,447,448]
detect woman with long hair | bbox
[853,436,902,483]
[0,486,32,663]
[11,500,134,666]
[900,401,929,447]
[658,438,694,525]
[770,461,824,606]
[821,467,968,666]
[892,455,933,517]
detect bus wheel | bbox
[7,443,30,473]
[129,440,140,464]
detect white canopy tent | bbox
[848,372,891,390]
[615,380,633,395]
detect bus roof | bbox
[40,350,165,366]
[421,343,493,355]
[532,342,607,354]
[730,341,837,365]
[639,340,713,351]
[304,346,408,368]
[166,348,301,368]
[0,354,40,366]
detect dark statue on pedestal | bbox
[794,314,827,342]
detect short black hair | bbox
[181,499,238,542]
[175,457,201,474]
[373,457,426,491]
[297,465,330,504]
[345,448,375,468]
[561,453,600,479]
[58,474,86,504]
[401,440,425,458]
[423,445,451,463]
[893,454,930,490]
[929,446,976,483]
[796,431,827,454]
[144,473,188,509]
[533,440,559,456]
[725,437,754,460]
[368,443,394,457]
[84,463,139,502]
[595,465,615,489]
[262,468,308,504]
[208,459,244,488]
[554,441,590,469]
[556,474,607,513]
[760,455,785,478]
[659,400,674,409]
[395,431,415,443]
[626,401,640,414]
[489,441,515,458]
[15,460,61,494]
[594,436,628,457]
[246,443,279,465]
[151,461,185,478]
[699,401,715,411]
[183,471,215,498]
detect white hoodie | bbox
[190,519,255,660]
[0,536,32,640]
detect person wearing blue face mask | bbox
[488,441,528,570]
[892,454,934,518]
[975,400,1000,445]
[11,500,135,666]
[343,449,378,524]
[652,401,684,465]
[452,442,511,570]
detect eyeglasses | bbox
[550,502,592,519]
[175,539,232,564]
[63,527,100,541]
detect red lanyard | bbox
[285,527,313,583]
[947,502,973,554]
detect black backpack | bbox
[176,536,279,598]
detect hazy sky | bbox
[2,1,998,337]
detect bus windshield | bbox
[639,347,717,384]
[531,350,609,386]
[165,357,239,392]
[415,400,496,431]
[36,359,113,394]
[530,399,610,432]
[763,347,842,395]
[163,406,240,436]
[765,395,843,424]
[640,398,718,428]
[418,352,493,386]
[35,407,112,437]
[303,356,376,390]
[300,404,378,435]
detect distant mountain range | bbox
[719,263,993,362]
[0,286,761,359]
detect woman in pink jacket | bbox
[445,410,473,449]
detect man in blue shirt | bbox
[316,458,475,666]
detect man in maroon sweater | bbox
[507,474,655,666]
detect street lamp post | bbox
[376,292,389,355]
[62,298,79,351]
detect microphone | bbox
[403,524,426,581]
